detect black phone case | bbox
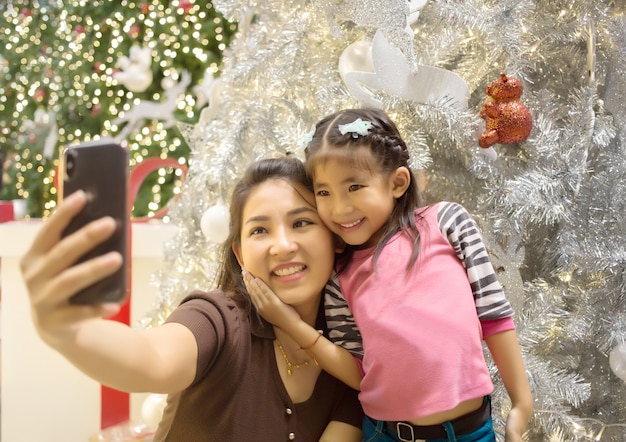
[61,140,129,304]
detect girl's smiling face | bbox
[312,156,409,249]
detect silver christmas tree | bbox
[142,1,626,440]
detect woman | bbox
[20,157,363,441]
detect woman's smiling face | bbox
[234,178,335,310]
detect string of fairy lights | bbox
[0,0,235,218]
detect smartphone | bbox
[60,139,129,305]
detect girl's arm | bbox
[243,272,362,390]
[484,330,533,442]
[441,203,531,439]
[21,191,198,393]
[325,276,364,357]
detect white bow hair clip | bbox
[298,126,316,149]
[338,118,372,138]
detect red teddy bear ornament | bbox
[479,72,532,149]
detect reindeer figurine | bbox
[114,71,192,140]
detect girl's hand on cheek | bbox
[242,270,300,329]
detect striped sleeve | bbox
[437,202,514,320]
[324,273,364,357]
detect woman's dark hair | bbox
[215,157,313,310]
[304,108,422,271]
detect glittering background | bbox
[142,1,626,440]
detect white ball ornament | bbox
[609,343,626,382]
[201,202,231,243]
[141,393,168,430]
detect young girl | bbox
[244,109,533,442]
[21,157,363,441]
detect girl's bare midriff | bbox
[406,397,484,426]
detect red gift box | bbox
[0,200,14,223]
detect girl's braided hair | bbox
[304,108,423,271]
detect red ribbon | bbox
[100,301,131,428]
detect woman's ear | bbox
[232,243,244,267]
[391,166,411,198]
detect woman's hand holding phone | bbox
[20,190,123,347]
[20,139,130,349]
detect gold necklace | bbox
[275,339,310,376]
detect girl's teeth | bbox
[341,219,362,228]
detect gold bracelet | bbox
[300,330,323,350]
